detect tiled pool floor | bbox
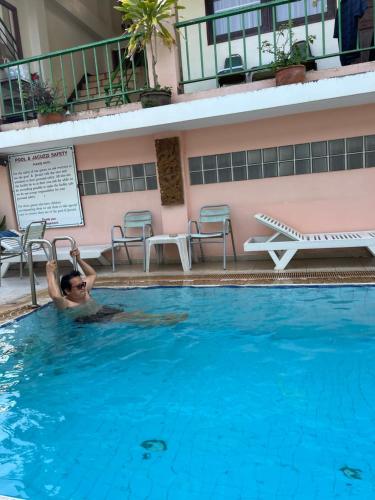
[1,285,375,499]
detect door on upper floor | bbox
[0,0,22,62]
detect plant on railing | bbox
[260,22,315,69]
[115,0,184,107]
[23,73,65,124]
[26,73,64,114]
[260,22,315,86]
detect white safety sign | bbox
[9,146,84,229]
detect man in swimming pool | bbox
[46,248,187,325]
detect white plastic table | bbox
[145,234,190,272]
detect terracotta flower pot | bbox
[140,89,172,108]
[37,112,65,126]
[275,65,306,86]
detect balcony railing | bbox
[175,0,375,91]
[2,1,374,124]
[0,34,149,122]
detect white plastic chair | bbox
[111,210,153,272]
[188,204,236,270]
[244,213,375,270]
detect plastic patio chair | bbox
[111,210,153,272]
[0,220,47,285]
[290,40,317,71]
[217,54,246,87]
[188,204,237,270]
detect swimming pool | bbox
[0,285,374,499]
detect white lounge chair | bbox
[244,213,375,270]
[0,241,112,279]
[0,221,47,284]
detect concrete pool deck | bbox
[1,255,375,323]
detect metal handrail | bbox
[104,51,136,107]
[0,32,148,122]
[26,236,78,307]
[0,34,132,70]
[51,237,77,289]
[175,0,375,89]
[175,0,310,88]
[26,239,53,308]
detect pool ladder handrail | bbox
[27,236,77,308]
[51,236,78,280]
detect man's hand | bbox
[46,260,58,273]
[69,245,96,290]
[70,247,80,259]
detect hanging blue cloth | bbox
[0,230,18,238]
[334,0,368,65]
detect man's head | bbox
[60,270,87,298]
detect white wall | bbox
[4,0,123,102]
[6,0,50,58]
[46,0,122,50]
[6,0,122,58]
[45,0,112,97]
[178,0,340,93]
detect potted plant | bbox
[25,73,65,125]
[260,22,315,86]
[115,0,184,108]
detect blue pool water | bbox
[0,285,374,500]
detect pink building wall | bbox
[47,137,163,255]
[2,103,375,262]
[0,168,16,228]
[185,103,375,252]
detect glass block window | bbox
[78,163,158,196]
[188,135,375,185]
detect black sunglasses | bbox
[71,281,86,290]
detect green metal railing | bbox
[0,34,149,122]
[104,49,146,107]
[175,0,375,90]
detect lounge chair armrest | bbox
[111,225,124,241]
[0,236,21,244]
[0,236,22,253]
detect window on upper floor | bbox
[212,0,261,37]
[275,0,331,22]
[205,0,335,44]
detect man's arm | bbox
[46,260,67,309]
[71,248,97,291]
